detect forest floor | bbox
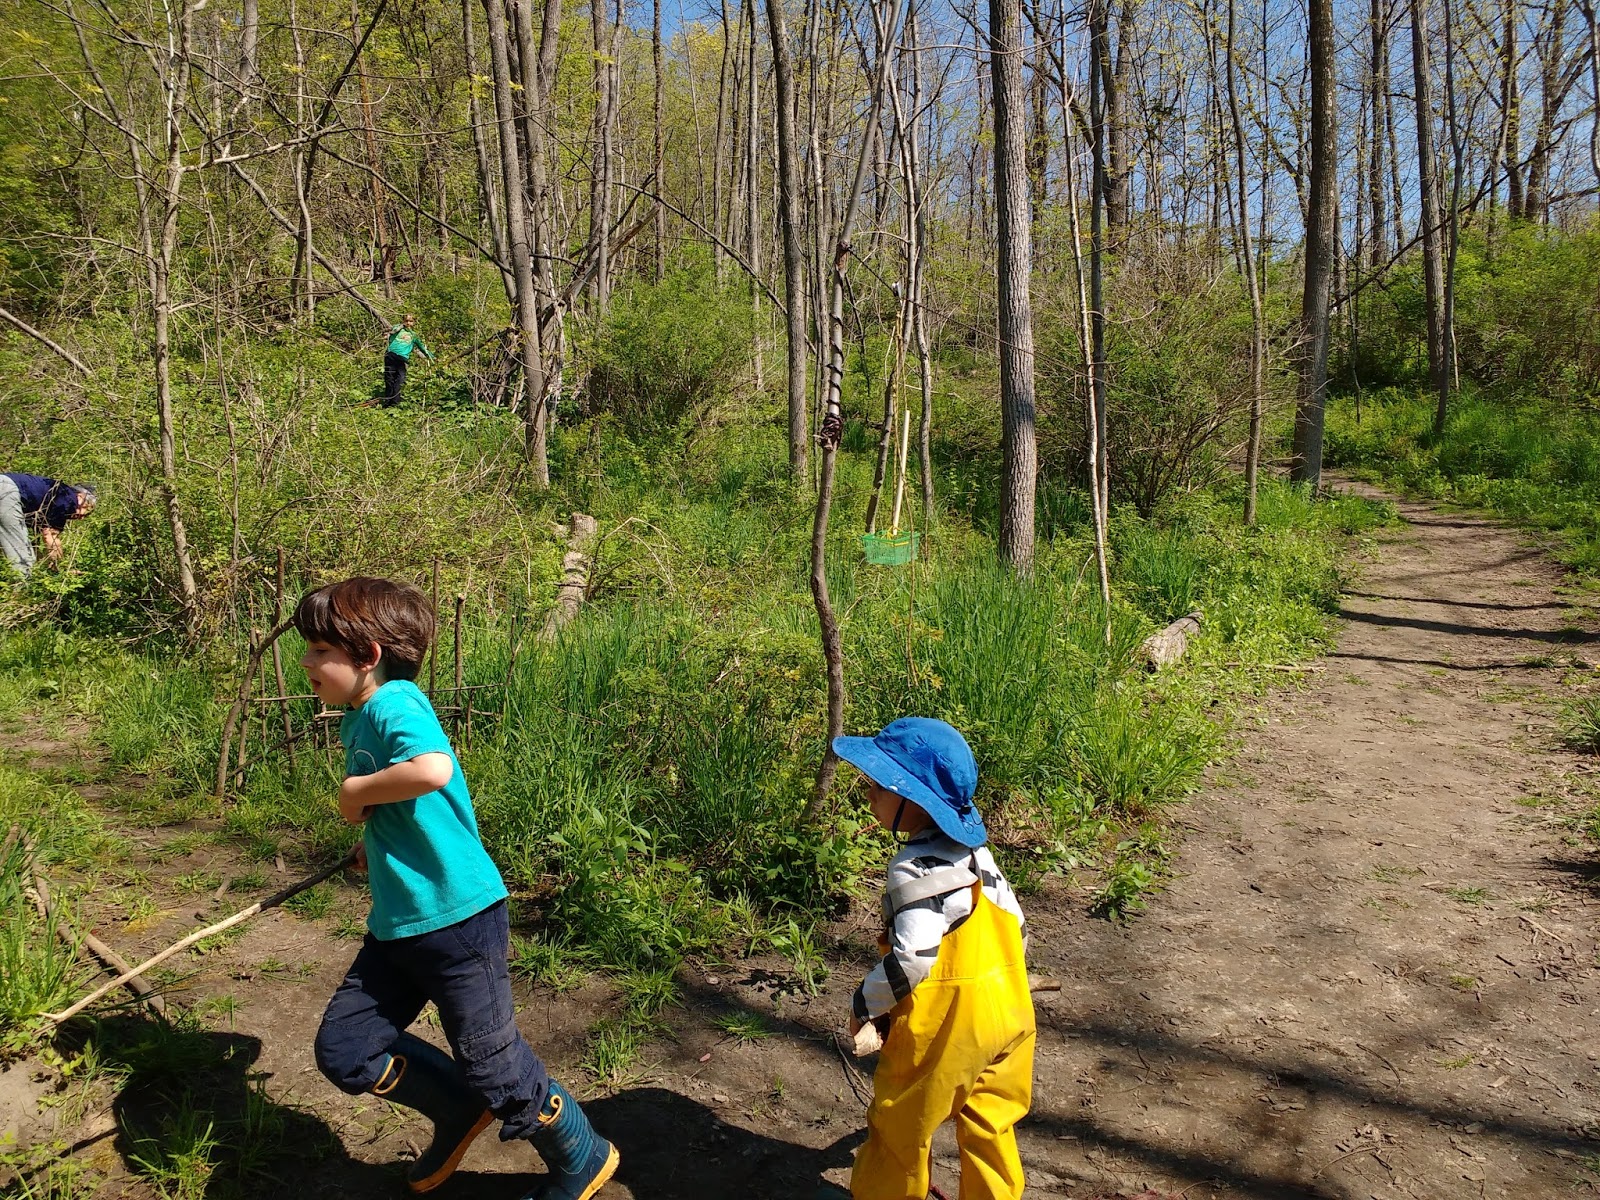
[6,481,1600,1200]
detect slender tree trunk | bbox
[1089,0,1110,522]
[463,0,514,301]
[807,0,903,817]
[1585,0,1600,183]
[1504,0,1525,217]
[159,10,203,629]
[1103,0,1133,232]
[767,0,809,478]
[1291,0,1335,489]
[1227,0,1267,522]
[745,0,763,390]
[353,0,392,299]
[1410,0,1449,432]
[993,0,1037,570]
[484,0,549,481]
[714,0,732,284]
[654,0,666,279]
[1442,0,1464,395]
[1368,0,1389,266]
[905,1,935,526]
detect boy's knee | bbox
[314,1020,385,1095]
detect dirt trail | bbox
[1014,484,1600,1198]
[8,486,1600,1200]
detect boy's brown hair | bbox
[293,577,434,682]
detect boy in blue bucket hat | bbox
[830,717,1035,1200]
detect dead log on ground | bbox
[539,513,598,642]
[1139,611,1202,671]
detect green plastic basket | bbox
[861,529,920,566]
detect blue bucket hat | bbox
[832,717,986,847]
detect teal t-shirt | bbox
[341,680,507,940]
[386,326,430,360]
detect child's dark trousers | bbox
[315,899,550,1140]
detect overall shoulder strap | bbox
[885,862,980,918]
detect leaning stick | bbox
[44,848,357,1024]
[17,832,166,1015]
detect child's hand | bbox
[850,1020,883,1058]
[352,842,368,873]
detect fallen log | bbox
[538,512,598,642]
[1139,611,1202,671]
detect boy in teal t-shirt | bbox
[298,577,618,1200]
[380,314,433,406]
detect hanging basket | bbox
[861,529,920,566]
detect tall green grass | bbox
[1327,388,1600,577]
[0,422,1386,981]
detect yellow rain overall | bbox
[851,877,1035,1200]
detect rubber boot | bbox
[524,1078,619,1200]
[371,1032,493,1193]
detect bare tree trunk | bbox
[865,288,909,533]
[1061,72,1113,630]
[993,0,1037,570]
[714,0,732,284]
[1368,0,1389,266]
[1442,0,1464,395]
[484,0,549,482]
[353,0,393,299]
[464,0,514,301]
[767,0,809,479]
[240,0,259,98]
[654,0,667,279]
[1411,0,1449,433]
[1089,0,1110,522]
[1585,0,1600,183]
[907,2,935,526]
[806,0,903,818]
[1227,0,1267,522]
[1103,0,1134,232]
[745,0,763,390]
[589,0,617,315]
[1504,0,1525,217]
[1291,0,1336,489]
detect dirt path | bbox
[8,487,1600,1200]
[1014,484,1600,1199]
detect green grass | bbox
[713,1010,774,1044]
[0,373,1391,1008]
[1328,388,1600,580]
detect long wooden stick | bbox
[44,848,356,1024]
[21,837,166,1015]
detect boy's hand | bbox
[850,1019,883,1058]
[353,842,368,873]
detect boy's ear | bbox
[359,641,385,673]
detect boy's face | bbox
[867,781,929,835]
[300,639,381,708]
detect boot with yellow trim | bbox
[523,1078,619,1200]
[369,1032,493,1193]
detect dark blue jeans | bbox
[314,899,550,1140]
[382,351,408,405]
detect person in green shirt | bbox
[381,314,435,406]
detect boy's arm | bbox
[339,752,454,822]
[851,864,960,1024]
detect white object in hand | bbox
[852,1021,884,1057]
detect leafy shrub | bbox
[584,259,755,430]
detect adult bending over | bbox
[0,473,96,577]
